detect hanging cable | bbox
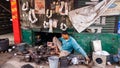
[46,9,53,18]
[22,2,29,11]
[59,1,68,15]
[60,23,68,31]
[43,21,49,28]
[28,9,38,23]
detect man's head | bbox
[61,31,69,40]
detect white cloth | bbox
[94,51,110,56]
[53,37,70,57]
[69,0,115,33]
[92,40,102,52]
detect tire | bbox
[0,38,9,52]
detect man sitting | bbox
[49,31,90,61]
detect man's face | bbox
[62,34,69,40]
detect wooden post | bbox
[10,0,21,44]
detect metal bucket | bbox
[48,56,59,68]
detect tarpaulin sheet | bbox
[69,0,116,33]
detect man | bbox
[52,31,90,61]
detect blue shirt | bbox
[59,36,87,57]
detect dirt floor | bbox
[0,52,13,66]
[0,53,118,68]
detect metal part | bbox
[93,52,107,68]
[22,45,52,64]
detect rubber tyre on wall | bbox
[0,38,9,52]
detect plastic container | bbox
[48,56,59,68]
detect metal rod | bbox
[0,4,11,13]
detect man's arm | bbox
[72,38,87,57]
[72,39,90,62]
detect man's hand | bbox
[47,42,56,48]
[84,56,90,65]
[85,56,90,62]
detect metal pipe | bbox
[0,4,11,13]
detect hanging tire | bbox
[0,38,9,52]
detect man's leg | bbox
[59,50,70,58]
[53,37,70,57]
[53,37,62,50]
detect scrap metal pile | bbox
[6,43,87,65]
[12,43,59,64]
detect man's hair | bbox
[62,31,69,35]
